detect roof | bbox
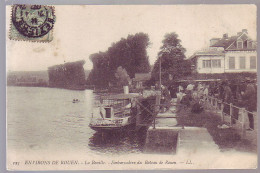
[178,79,221,82]
[190,48,224,59]
[133,73,151,82]
[210,32,256,51]
[211,36,238,49]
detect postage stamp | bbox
[9,4,55,42]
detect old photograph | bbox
[6,5,257,170]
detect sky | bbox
[6,5,256,71]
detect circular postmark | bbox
[12,5,55,38]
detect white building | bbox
[190,48,225,74]
[191,29,257,74]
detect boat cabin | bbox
[90,93,140,131]
[95,93,140,119]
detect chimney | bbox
[242,29,248,34]
[223,33,228,39]
[210,38,220,46]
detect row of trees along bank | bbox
[86,32,191,89]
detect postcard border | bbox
[1,0,260,173]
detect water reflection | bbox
[88,127,148,155]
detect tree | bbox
[107,33,151,78]
[150,33,191,85]
[88,32,151,88]
[114,66,131,87]
[88,52,111,88]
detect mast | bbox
[158,56,162,106]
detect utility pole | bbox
[158,56,162,106]
[154,55,162,127]
[159,56,162,91]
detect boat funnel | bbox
[123,86,129,94]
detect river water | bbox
[7,86,146,156]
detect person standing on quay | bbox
[222,81,233,116]
[203,85,209,100]
[161,85,171,112]
[242,78,257,130]
[217,81,225,101]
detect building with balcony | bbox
[190,47,225,74]
[190,29,257,74]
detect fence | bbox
[135,95,180,129]
[205,95,257,139]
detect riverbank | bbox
[7,84,88,91]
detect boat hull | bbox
[89,123,134,132]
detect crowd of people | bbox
[160,77,257,130]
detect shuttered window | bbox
[229,57,235,69]
[250,56,256,69]
[239,57,245,69]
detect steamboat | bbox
[89,93,140,132]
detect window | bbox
[105,107,112,118]
[203,60,211,68]
[212,59,221,68]
[237,40,243,49]
[247,41,252,49]
[239,57,246,69]
[229,57,235,69]
[250,56,256,69]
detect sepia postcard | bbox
[6,4,257,170]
